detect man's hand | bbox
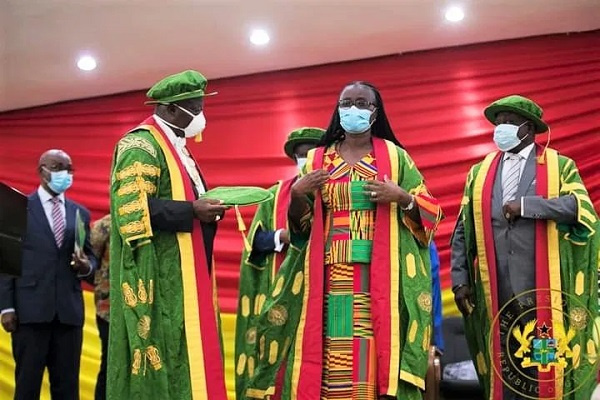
[280,229,290,245]
[192,198,229,223]
[291,170,329,199]
[503,200,521,223]
[1,312,17,333]
[454,285,474,316]
[71,250,91,275]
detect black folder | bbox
[0,182,27,277]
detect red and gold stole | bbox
[272,178,295,280]
[290,137,402,398]
[136,116,228,400]
[473,145,563,400]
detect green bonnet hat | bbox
[484,95,548,134]
[283,127,325,159]
[145,70,217,105]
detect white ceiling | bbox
[1,0,599,112]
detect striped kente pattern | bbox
[322,146,377,266]
[320,145,378,400]
[322,263,376,400]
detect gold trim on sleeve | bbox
[117,136,157,161]
[120,221,146,236]
[117,180,157,196]
[118,199,145,216]
[116,162,160,181]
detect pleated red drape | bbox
[1,31,599,313]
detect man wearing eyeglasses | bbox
[0,149,97,400]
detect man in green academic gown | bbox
[234,127,324,399]
[108,70,229,400]
[451,95,599,400]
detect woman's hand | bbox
[291,170,329,198]
[364,175,412,207]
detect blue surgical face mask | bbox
[493,122,528,152]
[44,168,73,194]
[338,106,375,135]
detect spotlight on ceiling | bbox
[249,29,270,46]
[77,55,97,71]
[445,6,465,22]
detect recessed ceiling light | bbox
[77,55,97,71]
[249,29,270,46]
[445,6,465,22]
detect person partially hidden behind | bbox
[0,149,97,400]
[234,126,324,400]
[90,213,111,400]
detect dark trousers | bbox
[95,316,109,400]
[11,319,82,400]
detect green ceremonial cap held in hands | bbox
[202,186,274,207]
[145,70,217,105]
[484,95,549,134]
[284,127,326,159]
[202,186,275,252]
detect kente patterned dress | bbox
[244,137,443,400]
[320,146,379,399]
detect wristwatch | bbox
[401,195,415,211]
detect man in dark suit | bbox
[0,149,97,400]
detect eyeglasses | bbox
[176,104,203,116]
[338,99,377,110]
[43,165,74,173]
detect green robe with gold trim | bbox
[107,123,226,400]
[235,180,293,399]
[457,149,599,400]
[108,129,193,399]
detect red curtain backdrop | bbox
[1,31,599,314]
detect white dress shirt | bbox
[154,115,206,197]
[273,229,285,252]
[501,143,535,216]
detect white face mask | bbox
[493,122,528,152]
[175,105,206,138]
[296,157,307,171]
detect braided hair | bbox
[318,81,403,148]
